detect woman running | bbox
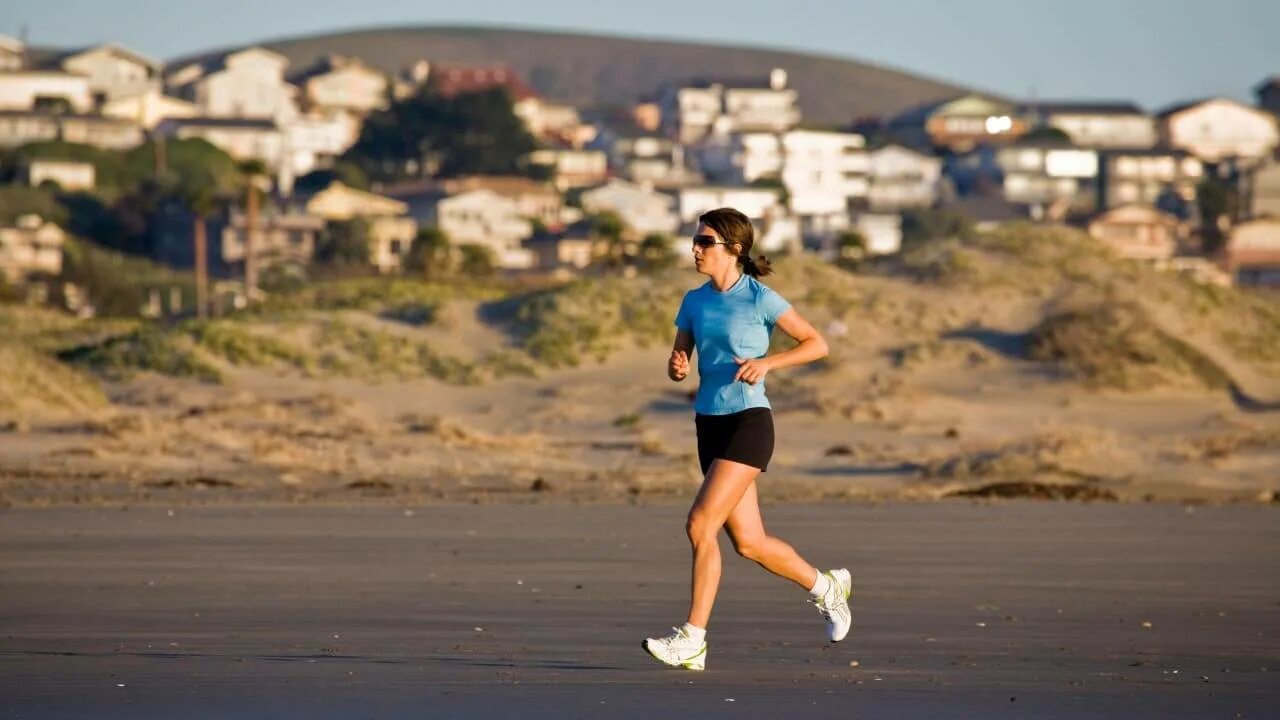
[643,207,851,671]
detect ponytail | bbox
[739,254,773,278]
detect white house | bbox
[697,129,870,217]
[674,185,785,224]
[516,97,593,147]
[1087,204,1181,261]
[302,182,418,273]
[996,139,1099,210]
[0,71,94,113]
[168,47,299,122]
[866,145,943,210]
[1157,98,1279,164]
[59,43,161,105]
[1224,218,1280,286]
[580,179,681,236]
[0,214,65,283]
[101,88,199,129]
[0,111,143,150]
[1018,102,1156,149]
[24,159,95,191]
[527,148,608,190]
[160,113,351,195]
[853,214,903,256]
[659,69,800,144]
[0,34,24,71]
[282,111,362,175]
[159,116,286,174]
[1098,149,1203,211]
[290,55,389,116]
[432,189,535,269]
[590,126,700,187]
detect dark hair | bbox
[698,207,773,277]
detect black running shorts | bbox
[694,408,775,476]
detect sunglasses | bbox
[692,235,729,249]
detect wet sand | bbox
[0,502,1276,719]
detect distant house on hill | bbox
[166,47,299,122]
[888,94,1028,152]
[658,68,800,145]
[23,159,95,191]
[0,214,65,283]
[1087,204,1182,261]
[1157,98,1279,164]
[1016,101,1156,150]
[301,182,417,273]
[55,43,162,106]
[1223,218,1280,286]
[289,54,389,116]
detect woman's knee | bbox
[685,512,719,546]
[732,534,766,562]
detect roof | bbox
[1099,146,1195,158]
[165,116,278,130]
[890,93,1013,126]
[382,175,557,200]
[1016,100,1146,116]
[55,43,161,72]
[1153,97,1266,119]
[428,65,536,101]
[0,109,135,124]
[167,46,288,85]
[287,54,381,84]
[680,76,779,91]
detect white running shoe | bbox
[811,568,853,642]
[642,626,707,671]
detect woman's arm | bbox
[669,329,695,381]
[734,308,828,384]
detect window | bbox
[390,239,403,256]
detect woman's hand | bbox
[734,356,771,385]
[669,349,690,381]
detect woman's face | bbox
[691,222,737,276]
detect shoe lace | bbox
[809,590,841,620]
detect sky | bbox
[2,0,1276,111]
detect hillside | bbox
[171,25,980,124]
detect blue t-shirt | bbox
[674,275,792,415]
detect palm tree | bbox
[238,160,270,299]
[183,186,217,319]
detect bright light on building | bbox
[984,115,1013,134]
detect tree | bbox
[163,140,242,318]
[294,161,369,195]
[591,211,627,267]
[639,233,677,271]
[343,87,539,182]
[238,159,269,299]
[316,219,372,267]
[457,243,496,277]
[1196,175,1241,254]
[181,186,217,319]
[406,226,454,278]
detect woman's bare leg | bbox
[684,459,759,628]
[724,481,819,589]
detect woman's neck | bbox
[710,265,743,292]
